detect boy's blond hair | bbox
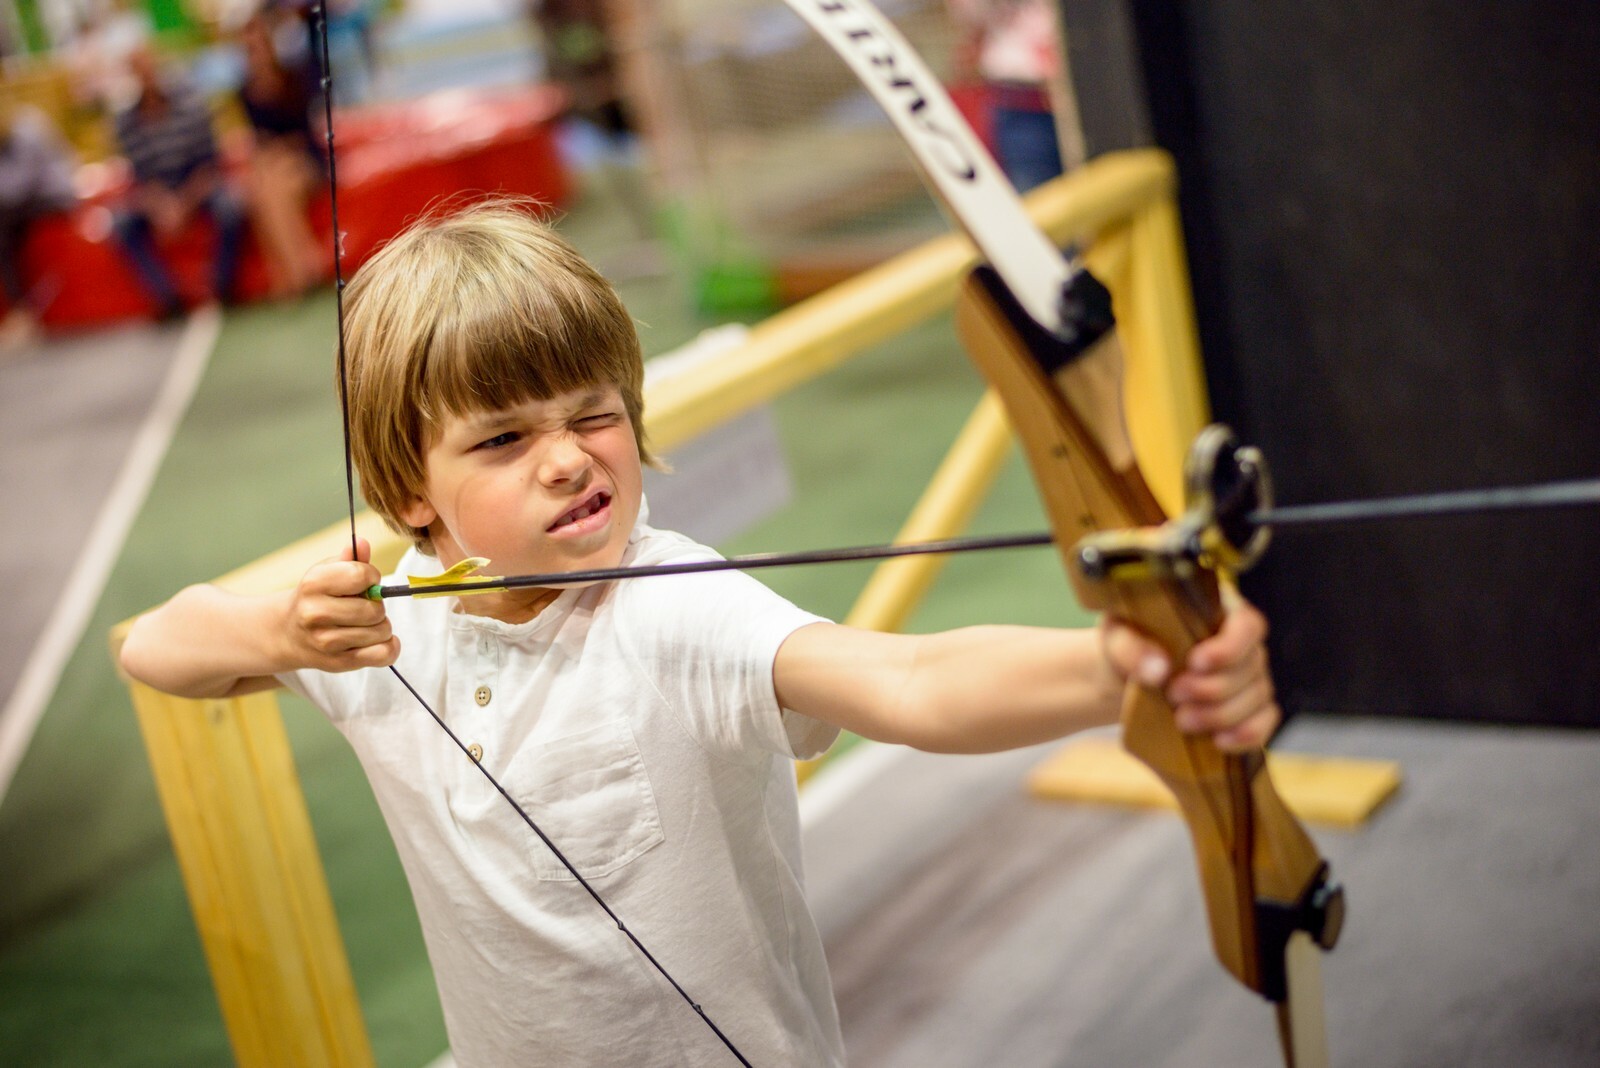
[341,199,652,551]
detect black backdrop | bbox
[1062,2,1600,726]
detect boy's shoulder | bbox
[614,524,827,634]
[624,523,721,569]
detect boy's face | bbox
[400,386,643,616]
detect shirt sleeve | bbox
[619,560,838,762]
[276,661,361,723]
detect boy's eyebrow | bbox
[456,410,519,433]
[570,387,613,408]
[458,389,615,430]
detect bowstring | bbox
[309,8,751,1063]
[314,4,356,559]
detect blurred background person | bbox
[0,104,77,351]
[529,0,630,142]
[315,0,380,104]
[111,45,246,317]
[527,0,659,271]
[239,12,324,298]
[947,0,1066,192]
[63,0,154,117]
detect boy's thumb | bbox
[1103,619,1170,688]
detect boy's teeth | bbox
[559,495,606,527]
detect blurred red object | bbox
[18,84,571,329]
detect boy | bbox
[121,202,1279,1066]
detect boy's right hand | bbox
[284,538,401,672]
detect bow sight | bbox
[1075,423,1275,585]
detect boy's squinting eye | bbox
[474,431,520,450]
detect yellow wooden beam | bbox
[126,680,375,1067]
[1114,196,1211,517]
[1027,736,1402,828]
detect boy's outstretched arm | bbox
[773,602,1278,755]
[120,538,400,699]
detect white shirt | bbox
[281,523,844,1067]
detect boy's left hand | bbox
[1101,601,1279,752]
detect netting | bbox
[618,0,963,308]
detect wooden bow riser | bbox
[953,269,1326,999]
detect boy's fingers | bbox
[323,593,388,627]
[1174,673,1279,751]
[343,636,401,669]
[337,537,374,565]
[1167,642,1269,705]
[1187,601,1268,672]
[1174,669,1274,729]
[306,558,384,598]
[1209,703,1280,752]
[294,588,387,633]
[315,643,400,673]
[310,622,397,661]
[1105,600,1279,751]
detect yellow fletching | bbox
[405,557,504,598]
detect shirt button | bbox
[467,743,483,762]
[474,685,492,707]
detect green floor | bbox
[0,174,1091,1066]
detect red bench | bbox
[16,84,572,329]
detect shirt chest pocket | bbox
[501,720,665,882]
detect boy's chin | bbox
[522,536,631,580]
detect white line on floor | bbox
[0,306,222,803]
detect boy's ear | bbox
[399,497,437,530]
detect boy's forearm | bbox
[779,622,1125,754]
[902,626,1125,752]
[120,584,293,699]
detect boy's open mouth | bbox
[548,490,611,532]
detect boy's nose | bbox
[537,435,591,484]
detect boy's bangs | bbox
[419,279,638,427]
[422,327,599,421]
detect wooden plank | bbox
[1027,736,1402,828]
[126,679,375,1067]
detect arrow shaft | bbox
[371,532,1056,599]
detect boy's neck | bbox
[455,585,563,625]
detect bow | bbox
[778,0,1342,1062]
